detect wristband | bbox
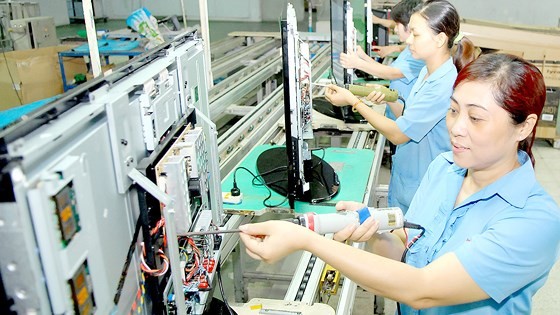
[352,99,363,112]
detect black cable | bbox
[397,222,425,315]
[310,147,326,169]
[0,23,22,106]
[216,261,238,315]
[232,166,289,208]
[398,95,406,115]
[113,213,143,305]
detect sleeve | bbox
[454,198,560,303]
[395,79,453,142]
[391,53,424,83]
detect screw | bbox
[15,289,27,300]
[121,139,128,146]
[7,263,17,272]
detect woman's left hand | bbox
[340,51,363,69]
[325,84,357,107]
[365,86,387,104]
[239,221,312,264]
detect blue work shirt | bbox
[386,46,425,120]
[401,151,560,314]
[389,58,456,213]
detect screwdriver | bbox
[184,229,242,237]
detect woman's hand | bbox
[340,51,363,69]
[340,47,371,69]
[372,45,399,58]
[355,46,371,60]
[371,13,383,25]
[325,85,357,107]
[239,220,312,264]
[333,201,379,242]
[365,86,387,104]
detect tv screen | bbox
[256,3,339,209]
[331,0,355,85]
[348,0,372,55]
[371,8,389,47]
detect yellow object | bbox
[249,303,263,310]
[320,264,341,295]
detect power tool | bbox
[290,207,405,234]
[346,84,399,102]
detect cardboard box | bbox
[542,63,560,87]
[538,87,560,127]
[0,45,87,111]
[536,126,558,139]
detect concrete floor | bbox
[223,139,560,314]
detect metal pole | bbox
[180,0,187,30]
[198,0,214,87]
[81,0,102,77]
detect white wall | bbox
[261,0,305,22]
[37,0,69,25]
[453,0,560,27]
[102,0,261,21]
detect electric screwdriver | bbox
[346,84,399,102]
[289,207,405,234]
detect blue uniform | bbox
[402,151,560,314]
[386,46,425,120]
[389,57,456,213]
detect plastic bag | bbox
[126,7,165,49]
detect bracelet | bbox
[352,99,363,112]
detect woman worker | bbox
[240,53,560,314]
[327,0,478,213]
[368,0,429,57]
[340,0,425,121]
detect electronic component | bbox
[0,32,219,315]
[320,264,340,296]
[257,4,339,209]
[139,69,181,151]
[154,126,212,235]
[68,263,95,315]
[282,3,312,205]
[299,41,313,139]
[52,182,80,247]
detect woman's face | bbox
[394,23,410,43]
[446,81,522,170]
[405,13,444,60]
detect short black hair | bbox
[391,0,423,27]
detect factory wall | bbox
[37,0,69,25]
[36,1,560,28]
[101,0,261,21]
[446,0,559,27]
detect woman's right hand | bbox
[239,220,313,264]
[325,84,357,107]
[371,13,383,25]
[333,201,379,242]
[372,45,398,58]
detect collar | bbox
[442,151,536,208]
[424,57,455,83]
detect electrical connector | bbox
[222,191,242,205]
